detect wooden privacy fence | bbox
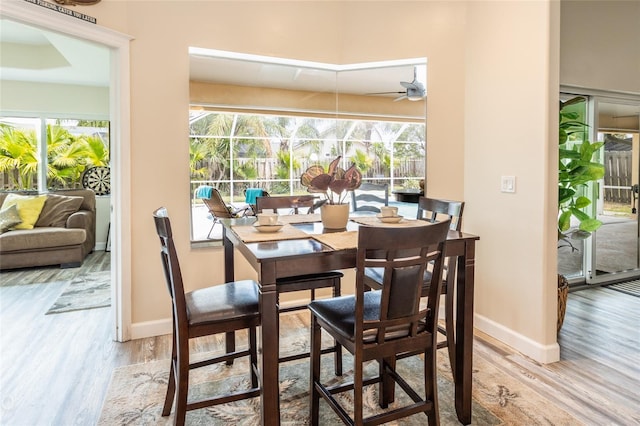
[604,151,632,204]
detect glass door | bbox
[588,99,640,284]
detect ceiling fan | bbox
[367,66,426,102]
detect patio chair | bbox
[197,186,251,239]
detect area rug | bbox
[46,271,111,314]
[606,279,640,297]
[98,324,578,425]
[98,354,499,425]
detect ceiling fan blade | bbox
[366,91,405,95]
[393,95,408,102]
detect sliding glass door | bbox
[589,99,640,284]
[558,93,640,285]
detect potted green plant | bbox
[300,156,362,229]
[556,97,605,331]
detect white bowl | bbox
[376,214,403,224]
[253,222,284,233]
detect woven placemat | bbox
[350,216,432,228]
[231,224,310,243]
[278,213,321,224]
[311,231,359,250]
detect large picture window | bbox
[0,116,110,191]
[190,110,424,241]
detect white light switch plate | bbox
[501,176,516,193]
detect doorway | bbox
[589,99,640,284]
[558,92,640,285]
[1,2,132,341]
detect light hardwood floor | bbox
[1,251,639,425]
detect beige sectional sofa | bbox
[0,189,96,270]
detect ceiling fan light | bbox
[408,95,423,101]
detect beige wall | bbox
[5,0,571,362]
[90,0,560,361]
[90,0,472,330]
[464,0,560,360]
[561,0,640,93]
[0,80,109,117]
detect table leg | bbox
[454,241,476,425]
[258,263,280,426]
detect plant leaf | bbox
[574,196,591,209]
[327,156,341,176]
[570,207,589,221]
[579,218,602,232]
[558,210,572,231]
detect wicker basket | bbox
[557,274,569,332]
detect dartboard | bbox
[82,166,111,195]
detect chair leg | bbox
[162,330,177,417]
[225,331,236,365]
[249,326,259,388]
[424,351,439,426]
[174,337,190,426]
[379,356,396,408]
[354,354,364,425]
[444,261,457,378]
[310,315,322,426]
[206,218,220,239]
[332,280,343,376]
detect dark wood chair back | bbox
[252,194,343,373]
[417,196,465,231]
[308,220,450,425]
[152,207,260,425]
[255,194,317,214]
[154,207,188,324]
[356,221,450,347]
[351,182,389,213]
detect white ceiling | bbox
[1,18,638,118]
[0,18,110,87]
[190,51,427,98]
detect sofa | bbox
[0,189,96,270]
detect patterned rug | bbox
[46,270,111,314]
[98,321,578,425]
[606,279,640,297]
[98,353,498,425]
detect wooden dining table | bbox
[222,214,479,425]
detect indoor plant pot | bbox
[320,203,350,229]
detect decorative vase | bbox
[321,203,350,229]
[557,274,569,333]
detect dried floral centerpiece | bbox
[300,156,362,229]
[300,156,362,205]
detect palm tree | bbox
[0,124,38,189]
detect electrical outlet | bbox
[501,176,516,193]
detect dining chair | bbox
[350,182,389,213]
[152,207,261,426]
[365,196,465,371]
[255,194,317,215]
[255,195,343,374]
[309,220,450,425]
[200,187,252,238]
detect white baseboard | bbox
[131,318,172,340]
[474,313,560,364]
